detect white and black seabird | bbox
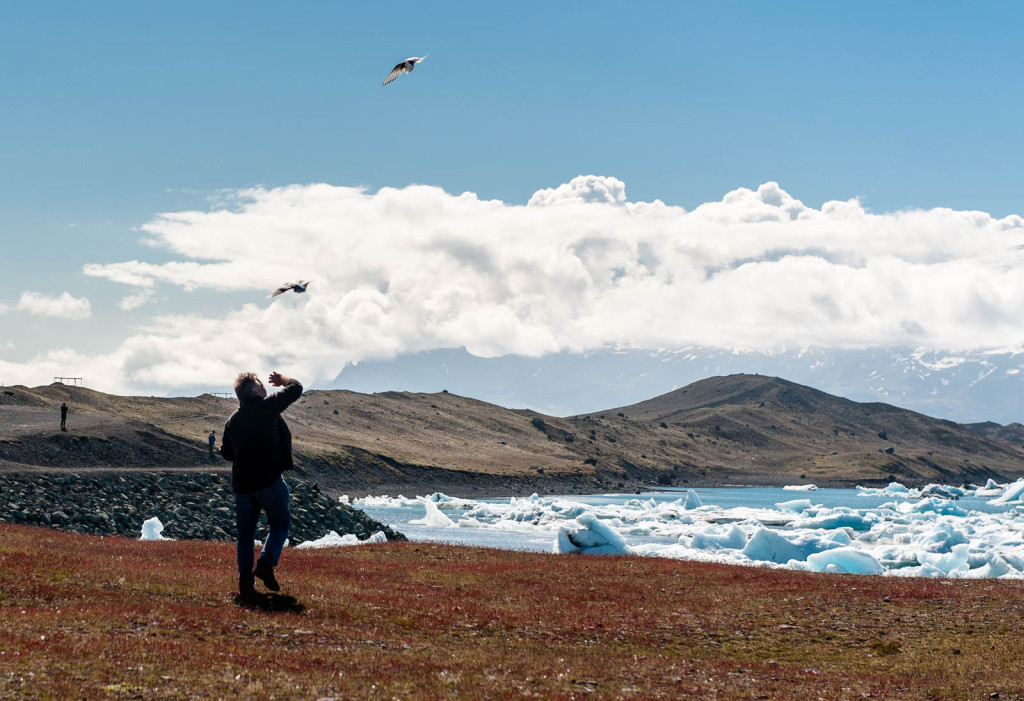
[382,55,428,86]
[268,280,312,298]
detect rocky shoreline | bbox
[0,470,405,544]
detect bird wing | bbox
[382,63,406,86]
[268,283,294,298]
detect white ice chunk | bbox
[421,492,481,509]
[805,547,883,575]
[683,489,703,509]
[353,494,418,508]
[741,528,837,564]
[690,523,747,551]
[914,523,969,553]
[916,543,971,576]
[139,517,170,541]
[918,484,961,500]
[972,481,1003,496]
[990,480,1024,506]
[776,499,812,513]
[549,502,589,519]
[410,499,455,527]
[783,484,817,491]
[791,509,875,531]
[905,498,968,516]
[555,513,630,555]
[962,553,1014,579]
[827,529,853,546]
[296,530,387,549]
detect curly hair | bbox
[234,371,261,402]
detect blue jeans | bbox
[235,477,291,578]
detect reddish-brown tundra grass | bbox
[1,523,1023,699]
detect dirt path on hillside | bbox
[1,407,129,437]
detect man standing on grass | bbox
[60,402,68,431]
[220,370,302,601]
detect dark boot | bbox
[254,559,280,592]
[239,575,258,602]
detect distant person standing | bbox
[219,370,303,601]
[208,430,216,459]
[60,402,68,431]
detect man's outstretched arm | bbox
[266,371,303,411]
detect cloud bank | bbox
[6,176,1024,394]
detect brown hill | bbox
[2,374,1024,496]
[961,420,1024,448]
[598,374,1024,487]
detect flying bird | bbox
[268,280,312,298]
[382,55,428,86]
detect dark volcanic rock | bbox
[0,471,405,543]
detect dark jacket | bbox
[220,379,302,493]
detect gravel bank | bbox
[0,470,405,543]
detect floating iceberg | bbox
[990,479,1024,506]
[689,523,747,551]
[410,499,455,527]
[775,498,812,513]
[804,547,883,575]
[741,528,838,564]
[555,513,631,556]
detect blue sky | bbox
[3,2,1024,416]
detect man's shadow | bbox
[234,592,305,613]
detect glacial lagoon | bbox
[350,481,1024,579]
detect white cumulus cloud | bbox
[16,291,91,320]
[6,174,1021,395]
[119,289,155,311]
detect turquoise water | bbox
[651,487,1005,514]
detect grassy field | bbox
[1,523,1023,699]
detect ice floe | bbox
[295,530,387,549]
[354,478,1024,579]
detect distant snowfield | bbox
[354,479,1024,579]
